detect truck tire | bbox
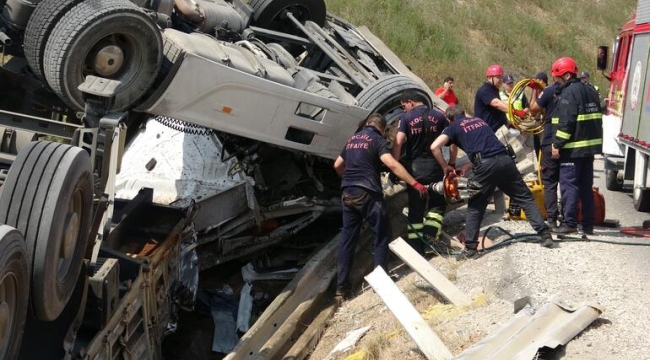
[23,0,84,81]
[250,0,326,30]
[0,141,93,321]
[356,74,432,124]
[43,0,163,111]
[605,169,623,191]
[0,226,28,359]
[633,187,650,212]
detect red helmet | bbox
[486,64,504,77]
[551,57,578,77]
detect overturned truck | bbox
[0,0,446,358]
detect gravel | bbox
[446,203,650,359]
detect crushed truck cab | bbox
[0,0,446,358]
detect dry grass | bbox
[325,0,637,109]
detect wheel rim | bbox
[93,44,125,77]
[58,187,84,282]
[82,33,141,89]
[0,273,17,358]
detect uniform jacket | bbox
[552,78,603,158]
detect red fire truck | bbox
[600,0,650,212]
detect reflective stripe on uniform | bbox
[426,212,444,222]
[556,130,571,140]
[551,117,559,124]
[409,223,424,230]
[424,220,442,229]
[576,113,602,121]
[563,138,603,149]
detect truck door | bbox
[622,32,650,139]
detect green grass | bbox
[326,0,637,110]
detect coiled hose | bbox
[506,78,546,135]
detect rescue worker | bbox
[474,64,527,132]
[529,72,561,230]
[579,71,600,97]
[391,90,454,254]
[430,105,554,256]
[434,76,459,106]
[550,57,603,235]
[334,113,428,299]
[499,75,530,123]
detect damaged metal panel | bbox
[455,295,603,360]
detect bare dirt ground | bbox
[309,157,650,360]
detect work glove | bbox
[528,79,543,91]
[513,109,527,118]
[411,181,428,198]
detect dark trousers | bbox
[337,186,392,289]
[465,154,549,250]
[559,156,594,228]
[406,158,446,254]
[541,145,560,222]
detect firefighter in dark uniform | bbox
[333,113,427,298]
[550,57,603,235]
[529,73,562,229]
[430,105,554,255]
[474,64,528,133]
[391,90,454,254]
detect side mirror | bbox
[597,46,609,71]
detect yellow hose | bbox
[506,78,546,135]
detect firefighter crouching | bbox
[550,57,603,235]
[430,105,554,257]
[392,90,456,254]
[333,113,428,299]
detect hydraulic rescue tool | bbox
[428,173,482,204]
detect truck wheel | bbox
[23,0,84,81]
[0,226,28,359]
[356,75,432,125]
[43,0,163,111]
[0,141,93,321]
[250,0,326,30]
[633,188,650,212]
[605,169,624,191]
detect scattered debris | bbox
[241,262,299,282]
[211,310,238,353]
[324,326,372,360]
[237,283,253,333]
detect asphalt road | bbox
[592,155,650,227]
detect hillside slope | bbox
[326,0,637,108]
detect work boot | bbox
[456,248,480,261]
[334,285,351,301]
[547,218,559,231]
[581,226,594,235]
[540,231,554,248]
[553,225,577,234]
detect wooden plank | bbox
[389,237,470,306]
[365,267,453,360]
[282,302,338,360]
